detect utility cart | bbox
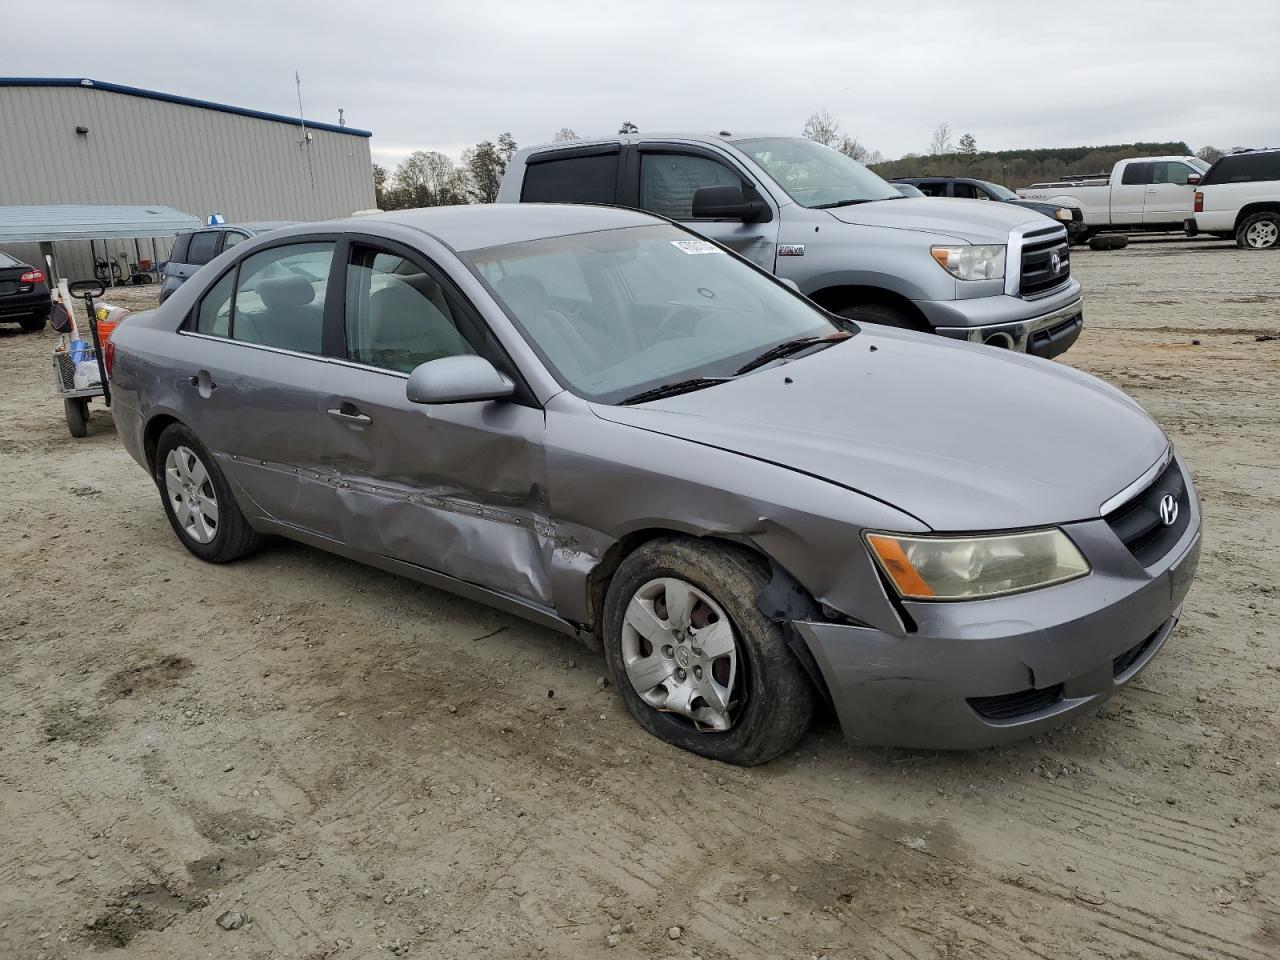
[50,280,112,438]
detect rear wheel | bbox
[154,423,264,563]
[64,398,88,438]
[20,311,48,332]
[602,537,814,766]
[835,302,929,332]
[1236,212,1280,250]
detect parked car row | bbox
[107,201,1201,765]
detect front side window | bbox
[1151,161,1194,186]
[736,137,901,208]
[640,153,742,220]
[231,243,334,354]
[522,153,619,204]
[466,224,840,404]
[187,231,220,266]
[344,249,476,373]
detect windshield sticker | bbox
[670,240,724,255]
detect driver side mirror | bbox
[1186,173,1202,186]
[691,183,768,223]
[406,355,514,405]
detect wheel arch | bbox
[1234,202,1280,231]
[142,412,183,474]
[807,284,931,329]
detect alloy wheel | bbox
[1245,220,1279,249]
[164,445,219,544]
[620,577,740,732]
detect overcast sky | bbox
[6,0,1277,171]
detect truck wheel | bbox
[602,537,814,766]
[1089,235,1129,251]
[64,398,89,438]
[1236,212,1280,250]
[836,302,929,332]
[1070,228,1095,247]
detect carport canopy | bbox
[0,204,201,243]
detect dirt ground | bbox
[1,239,1277,960]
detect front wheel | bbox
[602,538,814,766]
[154,424,264,563]
[1237,212,1280,250]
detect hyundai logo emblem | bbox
[1050,250,1062,274]
[1158,494,1178,527]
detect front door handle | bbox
[328,403,372,425]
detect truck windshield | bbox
[735,137,901,209]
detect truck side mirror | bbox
[691,183,768,223]
[1186,173,1202,186]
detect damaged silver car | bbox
[109,204,1201,765]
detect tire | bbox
[1236,212,1280,250]
[20,310,48,333]
[64,398,88,438]
[1089,234,1129,251]
[154,423,264,563]
[1070,228,1094,247]
[835,302,928,332]
[602,537,814,766]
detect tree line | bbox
[373,112,1234,208]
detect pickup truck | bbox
[499,134,1085,359]
[1186,148,1280,250]
[1019,156,1209,239]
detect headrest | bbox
[496,274,551,312]
[257,275,316,310]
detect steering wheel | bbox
[651,304,707,344]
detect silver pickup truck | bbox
[498,133,1084,358]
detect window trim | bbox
[624,143,775,223]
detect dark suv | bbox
[159,222,291,304]
[894,177,1087,243]
[0,249,52,332]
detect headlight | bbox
[930,244,1006,281]
[865,528,1089,601]
[1054,207,1073,221]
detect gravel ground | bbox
[1,238,1277,960]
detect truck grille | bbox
[1104,457,1191,567]
[1020,229,1070,297]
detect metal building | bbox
[0,77,375,280]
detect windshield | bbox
[1189,157,1210,173]
[736,137,901,208]
[464,224,841,404]
[979,180,1018,200]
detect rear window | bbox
[0,250,19,267]
[522,152,619,204]
[1201,152,1280,186]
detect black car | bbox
[894,177,1088,244]
[0,249,52,332]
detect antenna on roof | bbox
[338,108,346,128]
[295,70,316,188]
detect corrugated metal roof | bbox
[0,78,373,138]
[0,205,203,242]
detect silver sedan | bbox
[108,204,1200,765]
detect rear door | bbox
[1142,160,1200,224]
[177,237,343,538]
[1111,162,1151,225]
[624,143,780,271]
[317,238,554,605]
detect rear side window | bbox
[231,243,335,354]
[222,231,249,252]
[195,270,234,337]
[187,231,220,266]
[915,181,948,197]
[522,153,619,204]
[640,153,741,220]
[1202,152,1280,186]
[1121,163,1151,186]
[170,233,192,263]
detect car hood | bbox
[590,330,1167,531]
[824,197,1048,244]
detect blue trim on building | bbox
[0,77,372,138]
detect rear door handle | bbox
[328,403,372,425]
[189,370,216,396]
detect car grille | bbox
[1020,229,1070,297]
[1104,457,1191,567]
[968,684,1064,721]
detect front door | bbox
[318,241,555,606]
[177,239,343,539]
[629,145,780,272]
[1143,160,1199,225]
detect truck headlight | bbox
[1054,207,1073,221]
[930,244,1006,281]
[865,528,1089,601]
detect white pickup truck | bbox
[1019,156,1210,240]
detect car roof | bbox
[366,203,663,252]
[520,131,793,155]
[180,221,292,237]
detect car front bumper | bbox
[919,280,1084,359]
[793,494,1201,750]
